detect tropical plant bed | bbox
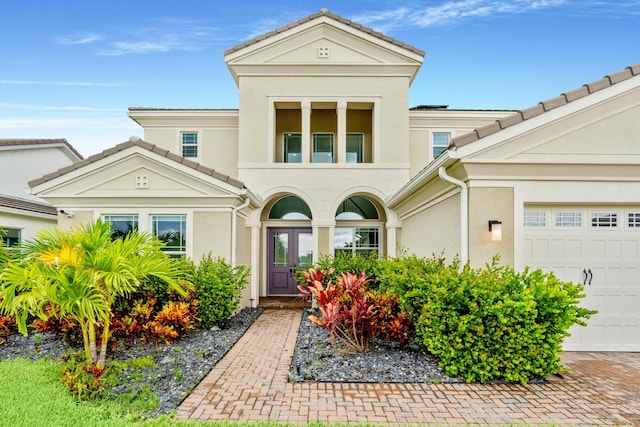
[290,308,458,384]
[290,309,551,384]
[0,307,263,417]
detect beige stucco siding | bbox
[238,76,410,164]
[398,193,461,260]
[0,212,56,241]
[193,211,232,261]
[468,187,514,267]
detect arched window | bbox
[334,196,380,256]
[268,196,312,220]
[335,195,379,220]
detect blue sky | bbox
[1,0,638,156]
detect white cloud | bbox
[353,0,568,31]
[0,102,122,112]
[56,33,104,45]
[0,80,127,87]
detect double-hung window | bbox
[181,132,198,158]
[334,227,379,257]
[346,133,364,164]
[284,133,302,163]
[152,215,187,257]
[432,133,450,159]
[312,133,334,163]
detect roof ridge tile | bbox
[452,63,640,149]
[28,139,246,190]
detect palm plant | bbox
[0,219,184,367]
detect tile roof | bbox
[223,8,425,57]
[0,195,57,216]
[452,64,640,148]
[28,138,245,190]
[0,138,84,160]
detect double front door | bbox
[267,227,313,295]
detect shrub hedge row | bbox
[307,253,595,384]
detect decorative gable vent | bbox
[317,46,329,58]
[135,175,149,189]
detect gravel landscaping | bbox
[0,306,460,418]
[290,308,458,384]
[0,308,263,417]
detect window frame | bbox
[432,132,450,159]
[102,214,139,239]
[283,132,302,163]
[334,225,380,257]
[180,131,199,159]
[151,214,187,257]
[346,133,364,164]
[312,133,334,163]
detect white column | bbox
[386,224,398,258]
[337,100,347,163]
[301,101,311,163]
[250,224,261,308]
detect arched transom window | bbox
[268,196,312,220]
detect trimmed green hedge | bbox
[378,255,595,384]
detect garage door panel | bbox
[523,206,640,351]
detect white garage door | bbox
[523,207,640,351]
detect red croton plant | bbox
[298,268,413,353]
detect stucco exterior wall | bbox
[398,193,461,261]
[193,211,232,261]
[0,212,56,242]
[468,187,514,267]
[238,76,410,165]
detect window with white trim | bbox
[181,132,198,158]
[523,211,546,227]
[591,212,617,228]
[152,215,186,257]
[334,227,379,257]
[346,133,363,164]
[283,133,302,163]
[432,133,450,159]
[1,228,20,247]
[103,214,139,240]
[312,133,334,163]
[628,212,640,228]
[555,211,582,228]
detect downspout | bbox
[438,166,468,264]
[231,197,251,267]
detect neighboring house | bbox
[0,139,83,246]
[28,10,640,351]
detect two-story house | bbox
[28,10,640,351]
[0,139,82,246]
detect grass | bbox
[0,357,359,427]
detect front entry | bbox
[267,227,313,295]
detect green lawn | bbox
[0,358,338,427]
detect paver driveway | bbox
[177,309,640,425]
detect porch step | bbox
[258,296,310,310]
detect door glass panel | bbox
[273,233,288,266]
[297,232,313,267]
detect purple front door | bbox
[267,227,313,295]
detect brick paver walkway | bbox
[177,309,640,425]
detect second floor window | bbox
[433,132,450,159]
[346,133,363,163]
[284,133,302,163]
[181,132,198,158]
[313,133,334,163]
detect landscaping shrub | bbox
[382,255,595,384]
[193,254,249,329]
[308,252,381,288]
[60,351,108,400]
[299,269,414,353]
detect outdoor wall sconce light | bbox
[488,220,502,241]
